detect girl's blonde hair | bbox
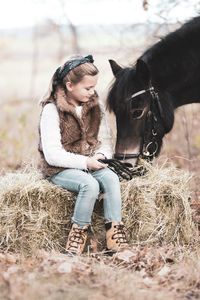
[41,55,98,105]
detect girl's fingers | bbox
[98,163,108,169]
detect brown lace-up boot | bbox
[105,221,129,253]
[66,223,97,255]
[66,223,88,255]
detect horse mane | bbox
[108,17,200,114]
[140,16,200,91]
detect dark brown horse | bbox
[107,16,200,168]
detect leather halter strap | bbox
[114,153,140,160]
[127,86,155,101]
[115,84,162,161]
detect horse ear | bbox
[136,59,150,85]
[109,59,122,77]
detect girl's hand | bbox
[93,153,105,160]
[86,157,108,170]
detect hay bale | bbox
[0,163,198,255]
[121,162,198,245]
[0,170,75,254]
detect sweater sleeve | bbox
[95,103,113,159]
[40,103,88,169]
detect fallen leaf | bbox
[157,265,171,277]
[57,261,73,274]
[114,249,135,262]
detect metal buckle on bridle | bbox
[143,141,158,157]
[152,129,157,136]
[149,86,159,100]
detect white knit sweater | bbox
[40,103,113,170]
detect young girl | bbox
[38,54,129,255]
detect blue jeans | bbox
[50,168,122,227]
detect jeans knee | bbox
[105,169,120,185]
[80,178,100,198]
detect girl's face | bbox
[66,75,98,106]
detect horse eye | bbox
[132,110,144,119]
[130,98,143,110]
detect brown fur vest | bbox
[38,88,101,178]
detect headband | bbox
[55,55,94,82]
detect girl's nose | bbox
[89,89,94,96]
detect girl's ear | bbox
[66,81,73,92]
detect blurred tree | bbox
[58,0,80,54]
[142,0,148,11]
[142,0,200,21]
[30,24,39,98]
[29,0,81,97]
[35,0,80,56]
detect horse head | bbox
[107,59,175,166]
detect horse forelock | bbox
[107,67,137,114]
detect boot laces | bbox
[112,224,127,245]
[68,227,87,251]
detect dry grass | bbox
[0,246,200,300]
[0,168,74,254]
[121,160,198,245]
[0,161,199,256]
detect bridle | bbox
[114,83,165,163]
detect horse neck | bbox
[145,53,200,108]
[170,86,200,108]
[150,71,200,109]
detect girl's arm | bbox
[40,103,88,169]
[94,103,113,159]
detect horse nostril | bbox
[132,110,144,119]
